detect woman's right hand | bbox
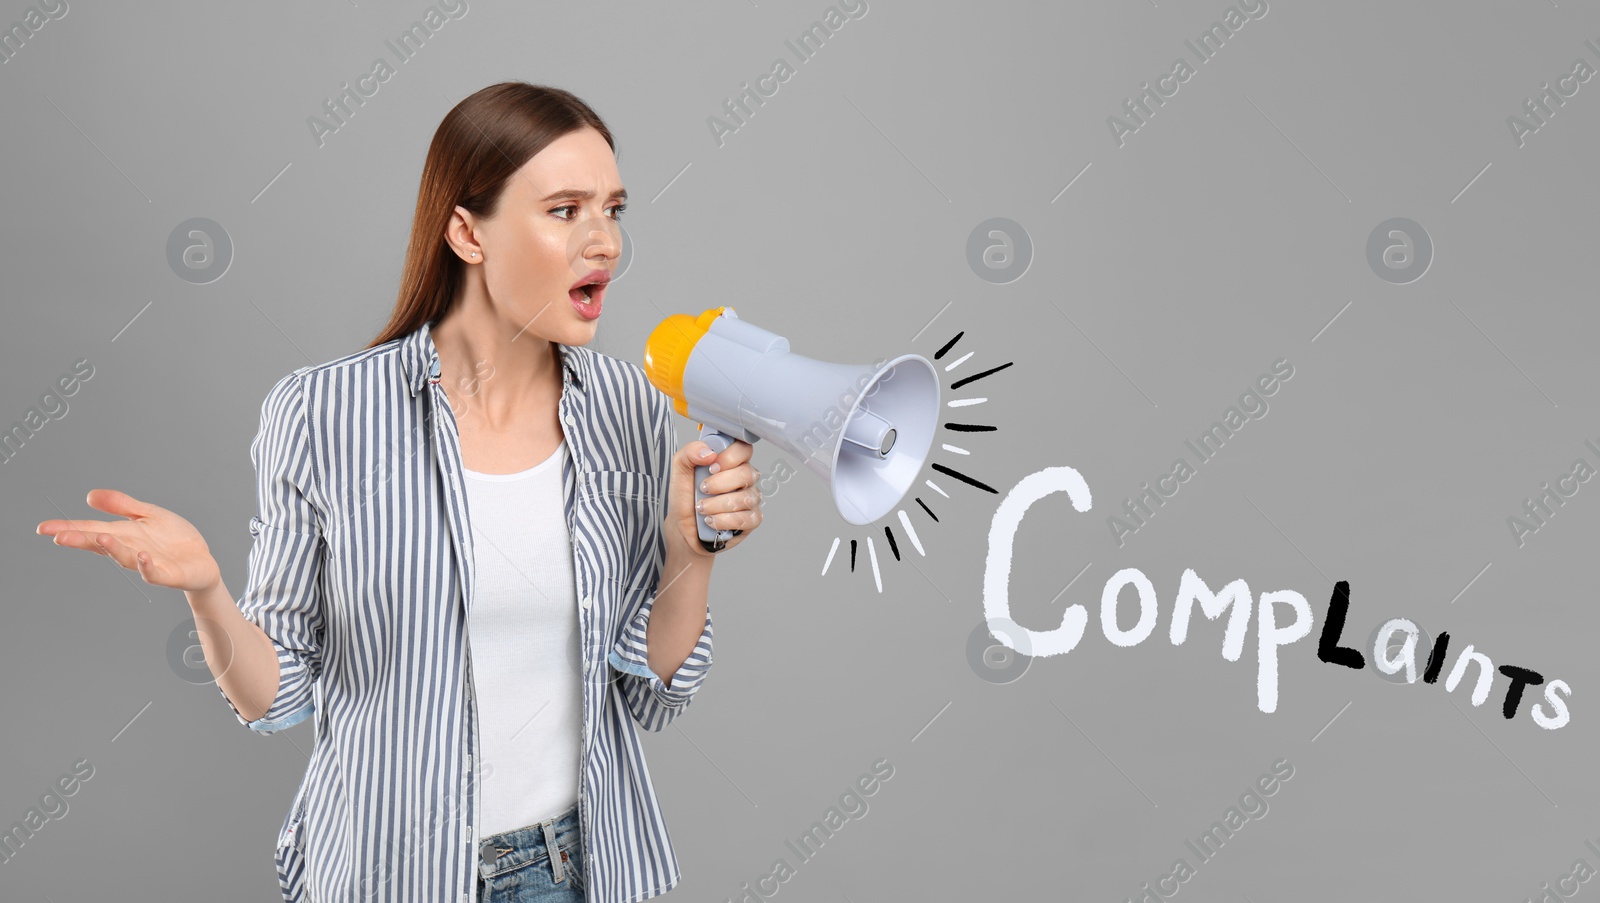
[37,489,222,594]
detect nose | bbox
[580,219,620,261]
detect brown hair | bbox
[366,82,615,349]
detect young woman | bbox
[36,82,763,903]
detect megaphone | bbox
[644,307,940,552]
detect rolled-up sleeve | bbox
[606,393,714,731]
[217,370,327,735]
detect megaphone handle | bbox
[694,425,741,553]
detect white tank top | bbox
[462,440,583,836]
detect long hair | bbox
[367,82,615,349]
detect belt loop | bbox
[540,818,563,883]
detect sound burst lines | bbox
[820,329,1012,592]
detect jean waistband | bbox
[478,800,580,871]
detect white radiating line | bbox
[897,509,925,556]
[1447,561,1493,605]
[1451,161,1492,204]
[111,700,154,743]
[821,536,840,576]
[1051,160,1094,203]
[866,537,883,593]
[1310,300,1352,343]
[1310,700,1352,743]
[942,444,970,455]
[943,350,974,371]
[911,699,953,742]
[910,300,952,343]
[925,479,949,498]
[947,397,987,407]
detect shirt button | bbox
[564,414,577,427]
[580,595,592,610]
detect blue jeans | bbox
[476,801,585,902]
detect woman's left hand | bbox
[668,438,763,557]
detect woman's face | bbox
[464,125,625,347]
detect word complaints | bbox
[982,466,1572,729]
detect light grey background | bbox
[4,1,1597,900]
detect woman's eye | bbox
[552,203,627,221]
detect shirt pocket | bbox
[578,470,663,595]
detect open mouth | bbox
[570,282,605,304]
[569,270,610,318]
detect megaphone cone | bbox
[645,307,940,547]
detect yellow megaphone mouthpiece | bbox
[643,306,726,417]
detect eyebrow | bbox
[540,187,628,202]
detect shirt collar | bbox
[401,318,588,397]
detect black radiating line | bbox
[934,331,964,360]
[849,539,858,572]
[931,462,998,493]
[944,422,997,432]
[915,497,939,521]
[884,525,901,561]
[949,360,1013,390]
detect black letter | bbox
[1421,632,1450,684]
[1496,664,1545,719]
[1317,581,1365,670]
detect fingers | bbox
[696,486,761,517]
[680,439,765,533]
[50,524,164,582]
[38,492,161,576]
[50,527,122,560]
[45,521,144,569]
[133,549,161,584]
[698,460,757,496]
[39,518,114,542]
[696,462,764,532]
[712,439,754,470]
[38,488,151,538]
[85,488,155,520]
[705,443,752,496]
[686,442,717,465]
[700,500,763,532]
[681,439,753,480]
[90,532,144,571]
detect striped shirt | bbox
[216,318,715,903]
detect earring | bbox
[470,251,477,258]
